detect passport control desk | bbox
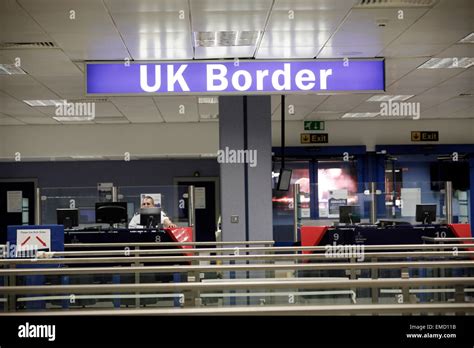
[6,226,193,309]
[301,223,471,248]
[64,227,193,307]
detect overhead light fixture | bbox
[417,57,474,69]
[0,64,26,75]
[309,111,341,114]
[70,155,104,159]
[52,116,95,122]
[198,97,218,104]
[458,33,474,44]
[200,153,217,158]
[23,99,65,106]
[367,95,414,102]
[194,31,262,47]
[342,112,379,119]
[200,114,218,119]
[355,0,438,8]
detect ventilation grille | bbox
[355,0,438,7]
[194,31,261,47]
[0,42,58,49]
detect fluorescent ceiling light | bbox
[194,31,261,47]
[24,99,65,106]
[0,64,26,75]
[53,116,94,122]
[200,153,217,158]
[70,155,103,159]
[198,97,218,104]
[367,95,414,102]
[200,114,218,119]
[459,33,474,44]
[354,0,438,8]
[417,57,474,69]
[342,112,379,119]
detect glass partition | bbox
[40,185,191,228]
[272,162,310,242]
[40,187,99,227]
[293,180,470,232]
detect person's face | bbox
[141,198,154,208]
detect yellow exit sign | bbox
[301,133,329,144]
[411,131,439,142]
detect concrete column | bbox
[219,96,273,242]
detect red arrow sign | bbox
[35,236,47,247]
[21,236,31,246]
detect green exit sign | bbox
[304,121,325,131]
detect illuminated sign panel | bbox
[86,59,384,95]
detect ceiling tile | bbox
[110,97,164,123]
[0,114,24,125]
[104,0,188,13]
[154,96,199,122]
[0,75,59,100]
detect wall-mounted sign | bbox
[16,228,51,254]
[411,131,439,142]
[194,187,206,209]
[328,190,348,218]
[304,121,325,131]
[86,59,384,95]
[301,133,329,144]
[7,191,22,213]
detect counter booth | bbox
[272,144,473,245]
[2,184,198,310]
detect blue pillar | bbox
[310,161,319,219]
[470,158,474,235]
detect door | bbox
[176,180,217,242]
[0,180,36,243]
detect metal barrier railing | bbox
[2,242,472,314]
[2,303,472,316]
[0,277,472,295]
[2,241,470,259]
[0,260,472,276]
[1,250,473,266]
[64,241,275,248]
[18,235,469,249]
[40,243,474,258]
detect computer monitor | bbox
[95,202,128,227]
[339,205,361,224]
[140,207,162,228]
[57,208,79,229]
[79,208,95,224]
[416,204,436,224]
[276,168,292,191]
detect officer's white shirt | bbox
[129,211,168,228]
